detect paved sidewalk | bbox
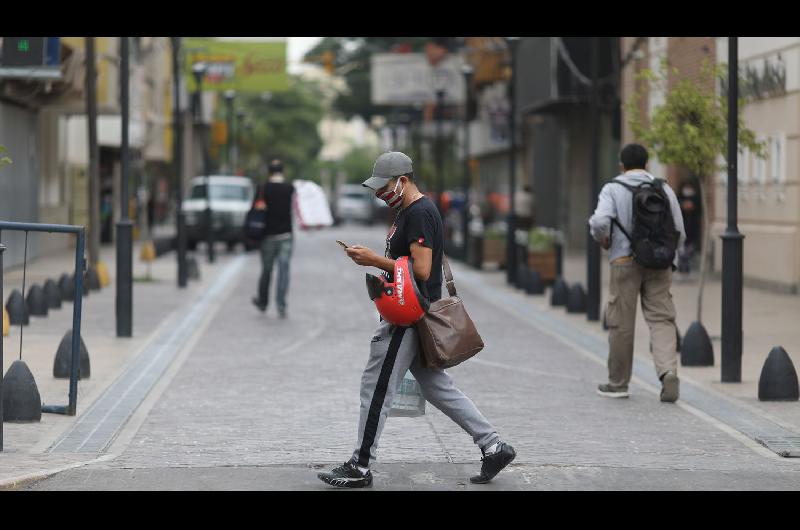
[550,250,800,431]
[1,233,237,488]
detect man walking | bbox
[252,159,295,319]
[589,143,686,402]
[317,152,515,488]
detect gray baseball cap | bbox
[362,151,413,190]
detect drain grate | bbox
[755,437,800,458]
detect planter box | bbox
[482,237,506,268]
[528,249,557,283]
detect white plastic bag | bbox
[389,370,426,417]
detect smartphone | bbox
[336,240,349,249]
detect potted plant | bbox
[481,223,507,269]
[527,227,558,283]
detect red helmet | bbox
[366,256,429,326]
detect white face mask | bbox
[377,179,405,210]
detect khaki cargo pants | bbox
[606,256,678,388]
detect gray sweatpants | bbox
[351,320,500,468]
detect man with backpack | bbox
[588,144,686,402]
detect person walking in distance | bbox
[317,151,516,489]
[252,159,295,319]
[589,144,686,402]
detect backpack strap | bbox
[611,217,633,243]
[610,177,639,193]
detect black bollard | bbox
[550,277,569,307]
[758,346,799,401]
[566,283,587,313]
[2,360,42,422]
[86,267,101,291]
[53,329,91,379]
[44,279,62,310]
[6,288,29,325]
[516,265,529,290]
[680,321,714,366]
[187,256,200,280]
[59,273,74,301]
[26,284,48,317]
[525,270,545,295]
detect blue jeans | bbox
[257,234,293,312]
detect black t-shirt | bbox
[257,181,295,236]
[385,196,443,302]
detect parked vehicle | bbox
[183,175,254,251]
[336,184,383,224]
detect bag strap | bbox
[442,254,457,297]
[611,217,632,243]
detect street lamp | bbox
[586,37,602,321]
[504,37,520,286]
[117,36,133,337]
[224,89,235,174]
[721,37,743,382]
[236,109,245,174]
[171,37,187,288]
[192,61,214,263]
[461,62,474,263]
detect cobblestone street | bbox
[22,224,800,490]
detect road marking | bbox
[48,255,247,454]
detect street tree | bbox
[626,60,765,323]
[230,76,326,181]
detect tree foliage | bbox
[625,60,765,323]
[303,37,431,121]
[626,60,764,179]
[228,76,326,181]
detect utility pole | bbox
[85,38,100,271]
[171,37,187,288]
[586,37,601,322]
[721,37,743,382]
[116,36,133,337]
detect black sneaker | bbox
[251,297,267,313]
[470,442,516,484]
[317,461,373,488]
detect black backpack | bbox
[243,185,268,242]
[611,178,680,270]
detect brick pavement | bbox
[11,224,800,489]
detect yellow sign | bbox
[184,38,288,93]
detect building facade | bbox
[621,36,800,293]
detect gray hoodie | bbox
[588,170,686,266]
